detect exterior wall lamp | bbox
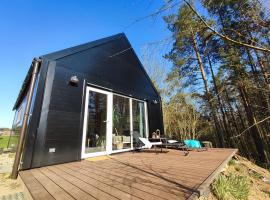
[152,99,159,104]
[69,75,79,86]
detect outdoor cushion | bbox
[122,136,131,143]
[184,140,202,148]
[139,137,162,149]
[168,140,178,143]
[113,136,122,144]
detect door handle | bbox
[103,120,109,123]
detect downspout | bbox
[11,58,41,179]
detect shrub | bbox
[228,159,236,166]
[212,174,250,200]
[249,170,263,180]
[234,165,244,173]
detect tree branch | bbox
[230,115,270,139]
[184,0,270,53]
[124,0,180,30]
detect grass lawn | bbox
[0,136,19,149]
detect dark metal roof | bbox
[13,61,35,110]
[13,33,125,110]
[41,33,125,60]
[13,33,159,110]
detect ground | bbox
[0,135,19,149]
[0,153,24,199]
[0,136,10,149]
[202,155,270,200]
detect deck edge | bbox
[18,174,34,200]
[187,149,238,200]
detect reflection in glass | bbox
[112,95,131,150]
[11,73,40,150]
[132,100,146,138]
[85,91,107,153]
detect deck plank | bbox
[39,167,95,200]
[53,164,162,200]
[63,162,186,200]
[71,160,194,194]
[19,170,54,200]
[47,165,121,200]
[79,158,206,185]
[30,169,74,200]
[19,149,236,200]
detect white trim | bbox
[112,148,132,154]
[113,92,145,103]
[81,151,107,159]
[144,101,149,138]
[81,87,89,158]
[86,86,112,95]
[130,98,133,149]
[106,93,113,154]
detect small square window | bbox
[16,107,23,124]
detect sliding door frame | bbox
[81,86,149,158]
[81,86,113,159]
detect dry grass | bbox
[0,153,23,197]
[0,173,23,196]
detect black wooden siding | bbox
[20,33,164,169]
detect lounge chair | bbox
[161,138,189,156]
[139,137,163,153]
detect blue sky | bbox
[0,0,172,128]
[2,1,267,128]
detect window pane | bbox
[112,95,131,150]
[132,100,146,138]
[85,91,107,153]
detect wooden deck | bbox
[19,148,236,200]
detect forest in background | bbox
[142,0,270,167]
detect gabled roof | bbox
[13,61,35,110]
[13,33,126,110]
[41,33,126,60]
[13,33,159,110]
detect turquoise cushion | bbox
[184,140,202,148]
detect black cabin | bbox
[12,33,164,170]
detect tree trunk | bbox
[246,48,270,113]
[255,51,270,91]
[208,55,233,147]
[224,89,252,159]
[191,33,225,147]
[238,82,270,163]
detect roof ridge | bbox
[41,33,125,60]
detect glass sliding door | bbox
[82,86,148,158]
[132,100,147,138]
[81,87,112,158]
[112,95,131,151]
